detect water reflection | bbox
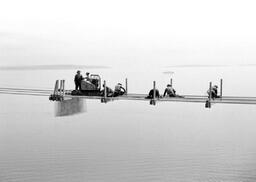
[55,98,86,116]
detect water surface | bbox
[0,67,256,181]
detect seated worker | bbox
[113,83,126,97]
[163,84,176,97]
[85,72,91,82]
[145,88,160,99]
[163,84,184,98]
[74,70,84,91]
[207,85,219,99]
[101,83,114,97]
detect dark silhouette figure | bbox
[208,85,219,99]
[74,70,83,90]
[101,84,114,97]
[146,89,160,99]
[113,83,126,97]
[163,84,176,97]
[85,72,91,82]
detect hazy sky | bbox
[1,0,256,69]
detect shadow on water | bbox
[55,98,86,117]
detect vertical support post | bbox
[59,80,62,95]
[58,80,64,101]
[153,81,156,100]
[209,82,212,101]
[150,81,156,105]
[59,80,63,95]
[53,80,59,95]
[101,80,108,103]
[170,78,173,87]
[220,78,223,98]
[205,82,212,108]
[125,78,128,95]
[208,82,212,108]
[104,80,107,100]
[62,80,65,96]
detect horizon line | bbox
[0,64,110,71]
[166,64,256,68]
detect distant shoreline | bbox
[0,65,110,71]
[165,64,256,68]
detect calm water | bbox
[1,67,256,182]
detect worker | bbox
[85,72,91,82]
[145,88,160,99]
[113,83,126,97]
[101,83,114,97]
[163,84,176,97]
[74,70,83,90]
[213,85,218,96]
[207,85,219,99]
[163,84,184,98]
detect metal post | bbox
[205,82,212,108]
[153,81,156,100]
[209,82,212,101]
[100,80,108,103]
[62,80,65,96]
[59,80,63,95]
[150,81,156,105]
[125,78,128,95]
[220,79,223,98]
[170,78,173,87]
[207,82,212,108]
[53,80,59,95]
[104,80,107,100]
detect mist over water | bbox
[1,67,256,182]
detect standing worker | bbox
[85,72,91,82]
[74,70,83,91]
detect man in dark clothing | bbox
[74,70,83,90]
[163,84,184,98]
[212,85,218,97]
[207,85,219,99]
[163,84,176,97]
[146,89,160,99]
